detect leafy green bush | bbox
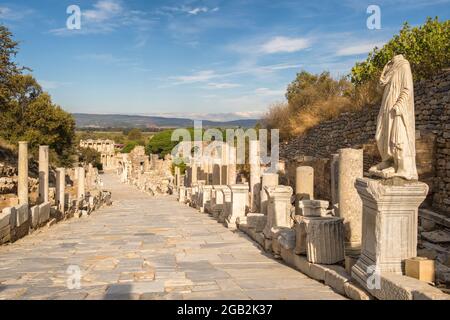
[351,17,450,85]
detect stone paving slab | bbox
[0,174,346,300]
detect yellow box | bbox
[405,257,435,283]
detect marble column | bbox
[191,161,198,185]
[352,178,429,288]
[249,140,261,213]
[304,216,345,264]
[337,148,363,255]
[227,146,237,185]
[221,142,228,185]
[38,145,49,204]
[226,184,248,229]
[18,141,28,205]
[330,154,340,214]
[260,173,279,215]
[56,168,65,212]
[295,166,314,215]
[212,160,221,185]
[77,167,85,200]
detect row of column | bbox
[17,142,87,212]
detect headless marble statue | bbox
[369,54,418,180]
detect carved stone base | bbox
[352,178,428,290]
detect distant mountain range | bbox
[74,113,259,129]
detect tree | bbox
[0,25,25,108]
[127,128,142,141]
[78,147,102,170]
[0,25,76,165]
[351,17,450,85]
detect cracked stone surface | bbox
[0,174,346,300]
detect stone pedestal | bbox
[304,216,345,264]
[56,168,65,212]
[212,163,221,185]
[178,186,186,203]
[186,187,192,204]
[38,145,49,204]
[260,173,279,215]
[18,141,28,205]
[200,185,212,213]
[77,167,86,200]
[295,166,314,214]
[226,185,248,229]
[191,163,198,185]
[211,186,225,218]
[249,140,261,213]
[263,185,293,238]
[352,178,429,290]
[338,148,363,255]
[219,187,232,223]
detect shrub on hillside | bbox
[351,17,450,85]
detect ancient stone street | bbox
[0,173,346,300]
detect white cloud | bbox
[159,5,220,16]
[188,7,208,15]
[207,82,241,89]
[83,0,123,22]
[49,0,154,40]
[336,42,385,56]
[169,62,302,86]
[0,5,33,21]
[171,70,218,84]
[260,36,311,54]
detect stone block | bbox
[304,216,345,264]
[30,205,40,229]
[0,209,11,244]
[345,255,359,275]
[294,219,307,255]
[280,246,296,266]
[4,207,17,228]
[369,272,450,300]
[277,228,296,250]
[405,257,435,283]
[300,200,330,217]
[246,213,267,232]
[344,281,372,300]
[15,204,29,227]
[38,202,51,226]
[324,265,351,295]
[292,254,311,276]
[309,263,326,281]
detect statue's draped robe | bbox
[376,55,418,180]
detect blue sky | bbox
[1,0,449,120]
